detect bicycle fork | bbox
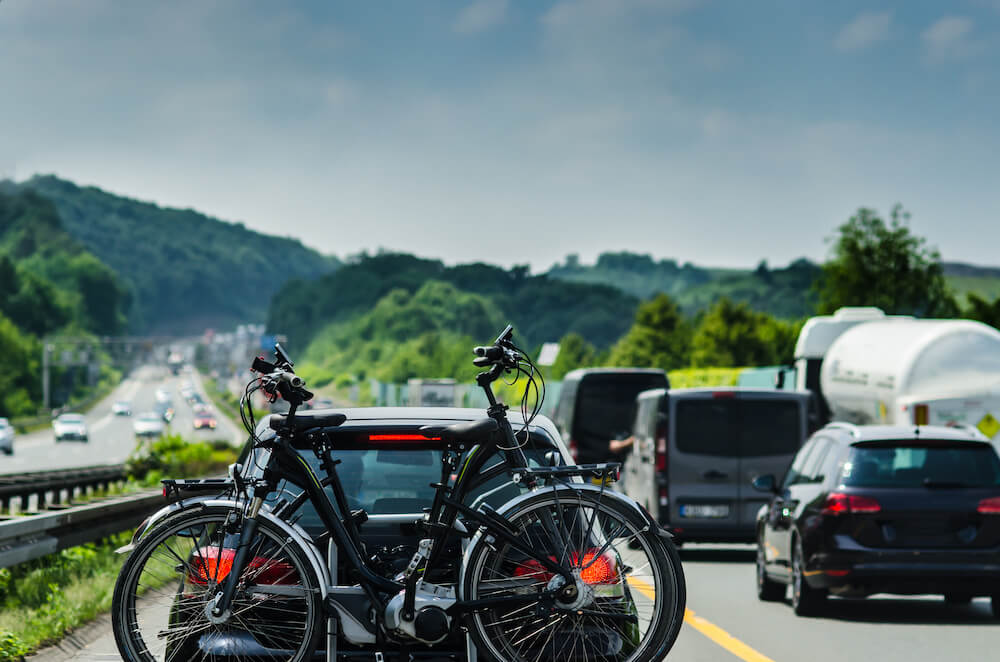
[207,495,265,623]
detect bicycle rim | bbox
[113,510,321,662]
[465,491,681,662]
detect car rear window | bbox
[574,375,667,442]
[841,442,1000,488]
[674,399,802,457]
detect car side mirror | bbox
[752,474,778,494]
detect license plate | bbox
[680,504,730,518]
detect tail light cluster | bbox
[568,438,578,462]
[822,493,881,516]
[978,497,1000,514]
[188,547,299,586]
[513,548,620,586]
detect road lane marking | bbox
[627,576,777,662]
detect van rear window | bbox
[841,443,1000,488]
[675,400,802,457]
[574,375,667,442]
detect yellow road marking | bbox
[628,576,777,662]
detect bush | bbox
[126,434,238,486]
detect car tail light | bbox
[822,492,881,516]
[368,434,441,442]
[914,403,929,425]
[512,548,620,586]
[978,497,1000,514]
[655,435,667,472]
[188,547,299,585]
[568,438,578,461]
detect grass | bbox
[0,533,131,660]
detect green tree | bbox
[607,294,691,371]
[690,297,799,367]
[549,332,597,379]
[962,293,1000,330]
[817,205,957,316]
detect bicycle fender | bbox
[119,497,330,600]
[457,484,668,599]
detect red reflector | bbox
[822,492,881,515]
[512,548,620,586]
[978,497,1000,514]
[825,570,850,577]
[368,434,440,442]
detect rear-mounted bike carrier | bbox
[520,462,621,483]
[161,478,234,501]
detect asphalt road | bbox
[0,365,243,475]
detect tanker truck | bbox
[819,318,1000,442]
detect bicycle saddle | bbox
[420,417,498,442]
[270,411,347,432]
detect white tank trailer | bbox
[819,318,1000,442]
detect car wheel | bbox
[2,447,12,456]
[757,541,786,601]
[945,593,973,605]
[791,537,826,616]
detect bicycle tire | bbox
[112,505,324,662]
[462,488,686,662]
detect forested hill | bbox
[267,253,639,353]
[1,176,339,334]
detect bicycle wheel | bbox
[112,506,324,662]
[463,488,685,662]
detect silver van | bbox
[623,387,811,543]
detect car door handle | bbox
[702,470,729,480]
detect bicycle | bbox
[111,326,686,661]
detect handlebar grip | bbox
[474,345,504,360]
[473,356,493,367]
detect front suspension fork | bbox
[211,495,265,619]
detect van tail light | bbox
[822,493,881,516]
[914,404,929,426]
[188,547,299,586]
[655,435,667,472]
[977,497,1000,514]
[568,438,578,462]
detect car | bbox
[0,418,14,455]
[192,407,217,430]
[53,413,89,442]
[753,423,1000,617]
[155,399,175,423]
[111,400,132,416]
[133,412,166,438]
[622,387,811,543]
[168,407,576,660]
[552,368,669,465]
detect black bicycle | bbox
[111,326,686,661]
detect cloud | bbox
[453,0,507,34]
[834,11,891,52]
[922,16,975,60]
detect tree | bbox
[607,294,691,371]
[817,205,957,316]
[549,332,597,379]
[962,293,1000,330]
[690,298,799,367]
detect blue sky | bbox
[2,0,998,269]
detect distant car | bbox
[111,401,132,416]
[53,413,89,442]
[0,418,14,455]
[154,388,172,404]
[754,423,1000,617]
[192,408,217,430]
[133,412,166,438]
[155,399,175,423]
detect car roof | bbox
[821,423,990,444]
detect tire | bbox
[463,488,686,662]
[112,506,324,662]
[756,541,785,602]
[944,593,973,605]
[791,537,826,617]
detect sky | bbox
[2,0,998,270]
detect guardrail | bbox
[0,490,162,567]
[0,464,127,512]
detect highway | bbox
[0,366,243,475]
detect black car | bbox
[753,423,1000,616]
[170,407,575,660]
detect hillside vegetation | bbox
[2,176,338,334]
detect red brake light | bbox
[655,435,667,472]
[978,497,1000,514]
[822,492,881,516]
[368,434,440,442]
[188,547,299,585]
[712,391,735,399]
[512,548,619,586]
